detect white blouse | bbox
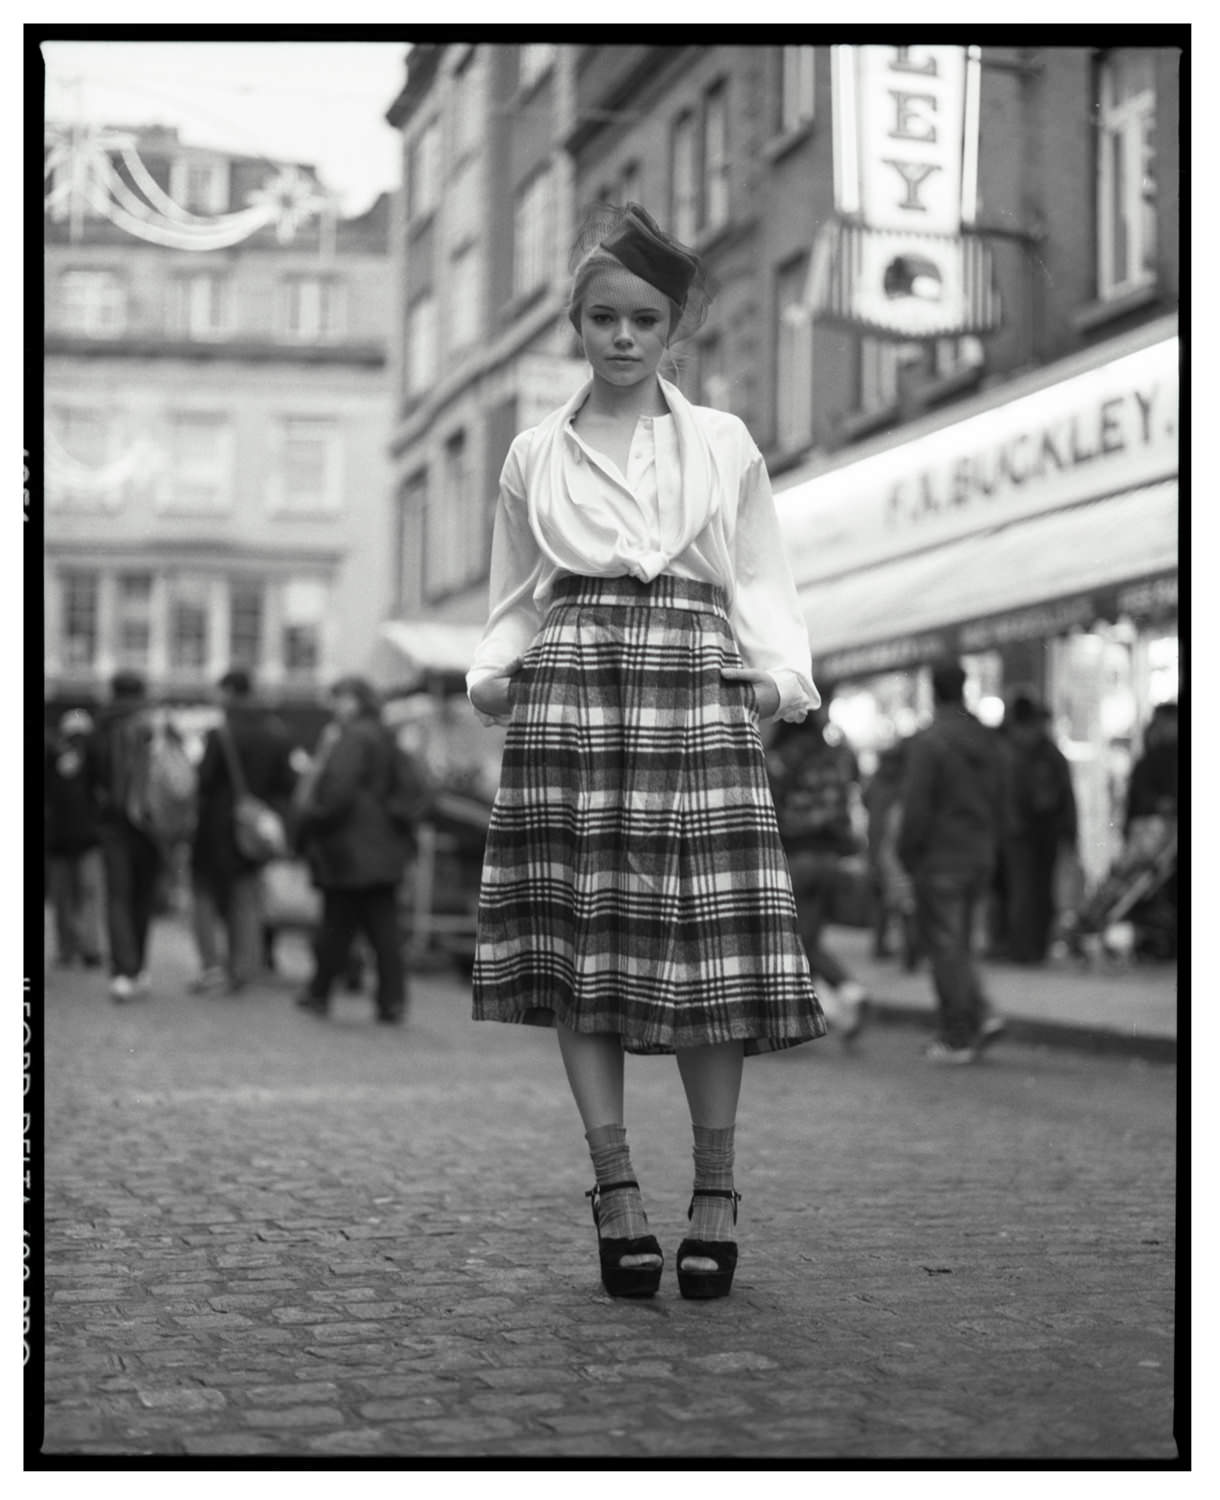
[467,377,820,723]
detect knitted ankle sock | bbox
[586,1124,653,1244]
[688,1124,738,1242]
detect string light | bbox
[44,123,332,252]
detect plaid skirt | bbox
[473,574,827,1055]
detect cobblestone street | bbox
[34,917,1180,1463]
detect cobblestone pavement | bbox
[35,918,1180,1463]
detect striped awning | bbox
[810,218,1002,340]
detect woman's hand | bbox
[720,666,780,720]
[469,659,523,723]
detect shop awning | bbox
[367,618,487,696]
[802,481,1178,680]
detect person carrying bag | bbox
[218,723,289,865]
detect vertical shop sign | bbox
[816,44,1001,339]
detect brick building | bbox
[43,123,397,728]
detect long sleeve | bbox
[466,438,545,705]
[729,449,820,722]
[302,728,367,834]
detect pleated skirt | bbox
[473,573,827,1055]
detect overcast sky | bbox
[42,40,409,213]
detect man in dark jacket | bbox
[294,676,421,1024]
[1003,694,1079,964]
[898,661,1007,1063]
[84,671,161,1001]
[45,709,104,968]
[190,668,296,995]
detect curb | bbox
[866,998,1177,1065]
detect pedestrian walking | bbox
[897,661,1007,1063]
[293,676,423,1024]
[44,708,104,970]
[83,671,161,1001]
[189,669,296,995]
[767,710,869,1042]
[467,202,825,1301]
[865,738,920,971]
[1002,694,1079,965]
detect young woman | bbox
[467,204,826,1300]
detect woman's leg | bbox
[556,1023,658,1272]
[676,1041,744,1271]
[675,1038,744,1128]
[555,1024,625,1129]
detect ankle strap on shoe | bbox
[687,1188,741,1223]
[586,1178,640,1201]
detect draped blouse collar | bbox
[520,375,727,585]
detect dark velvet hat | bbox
[568,201,714,343]
[599,203,700,310]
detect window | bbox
[512,168,553,298]
[46,406,120,511]
[448,156,481,247]
[694,333,730,411]
[1098,49,1157,299]
[280,276,344,341]
[394,471,428,613]
[61,570,99,669]
[281,577,327,680]
[164,413,233,514]
[859,337,923,413]
[228,580,264,669]
[449,244,481,350]
[406,295,438,396]
[451,57,481,161]
[425,432,483,598]
[169,272,231,338]
[518,43,555,92]
[703,82,730,232]
[671,112,697,243]
[168,575,211,673]
[619,160,641,205]
[779,46,816,134]
[931,336,985,380]
[776,255,814,451]
[58,270,126,336]
[115,572,153,669]
[53,405,111,468]
[171,157,230,214]
[408,117,441,221]
[274,417,342,515]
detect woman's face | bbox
[578,266,672,390]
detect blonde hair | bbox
[566,247,683,343]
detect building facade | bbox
[386,42,1180,878]
[43,124,397,720]
[384,43,585,644]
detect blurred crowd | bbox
[44,663,1177,1032]
[43,666,430,1021]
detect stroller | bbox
[1064,816,1178,961]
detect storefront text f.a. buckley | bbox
[886,378,1174,529]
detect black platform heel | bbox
[585,1180,664,1298]
[676,1188,741,1300]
